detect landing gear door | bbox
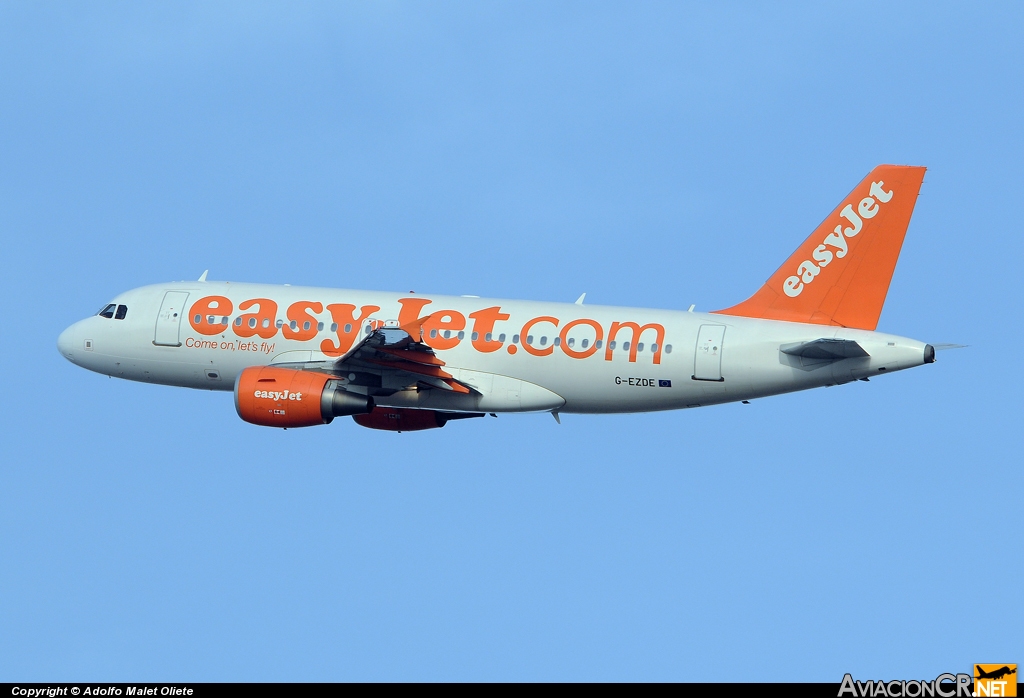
[154,291,190,347]
[693,324,726,381]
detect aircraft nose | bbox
[57,324,77,362]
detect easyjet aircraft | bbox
[58,165,939,432]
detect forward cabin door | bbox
[153,291,189,347]
[693,324,726,381]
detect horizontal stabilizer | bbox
[781,338,869,361]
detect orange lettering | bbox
[606,321,665,364]
[282,301,323,342]
[468,307,510,353]
[234,298,279,339]
[320,304,380,357]
[189,296,233,336]
[559,318,602,359]
[520,316,559,356]
[421,311,466,350]
[396,297,432,341]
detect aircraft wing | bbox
[271,321,475,396]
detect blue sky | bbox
[1,2,1021,681]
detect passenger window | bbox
[262,318,271,328]
[609,341,617,350]
[581,338,588,348]
[512,334,520,344]
[290,320,298,330]
[665,344,673,354]
[193,314,202,324]
[248,318,257,328]
[331,323,339,332]
[317,322,324,331]
[221,316,228,325]
[636,343,643,352]
[553,337,560,346]
[115,305,128,320]
[443,330,451,339]
[499,333,506,343]
[539,336,547,346]
[344,323,352,333]
[276,319,284,329]
[472,332,479,341]
[458,331,465,340]
[526,335,534,345]
[651,343,658,353]
[303,321,310,331]
[234,317,242,326]
[430,329,438,338]
[622,342,629,351]
[595,340,603,349]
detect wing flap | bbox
[322,323,478,396]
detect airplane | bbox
[58,164,940,432]
[976,666,1016,681]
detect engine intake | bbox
[234,366,373,428]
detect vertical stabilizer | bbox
[713,165,926,330]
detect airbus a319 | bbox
[58,165,940,432]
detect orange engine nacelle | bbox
[234,366,373,428]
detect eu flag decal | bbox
[659,380,672,388]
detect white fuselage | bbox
[57,281,931,415]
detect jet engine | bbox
[353,407,484,432]
[234,366,373,428]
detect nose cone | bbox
[57,324,77,362]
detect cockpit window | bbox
[98,304,116,318]
[114,305,128,320]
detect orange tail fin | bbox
[713,164,926,331]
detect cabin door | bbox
[154,291,190,347]
[693,324,726,381]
